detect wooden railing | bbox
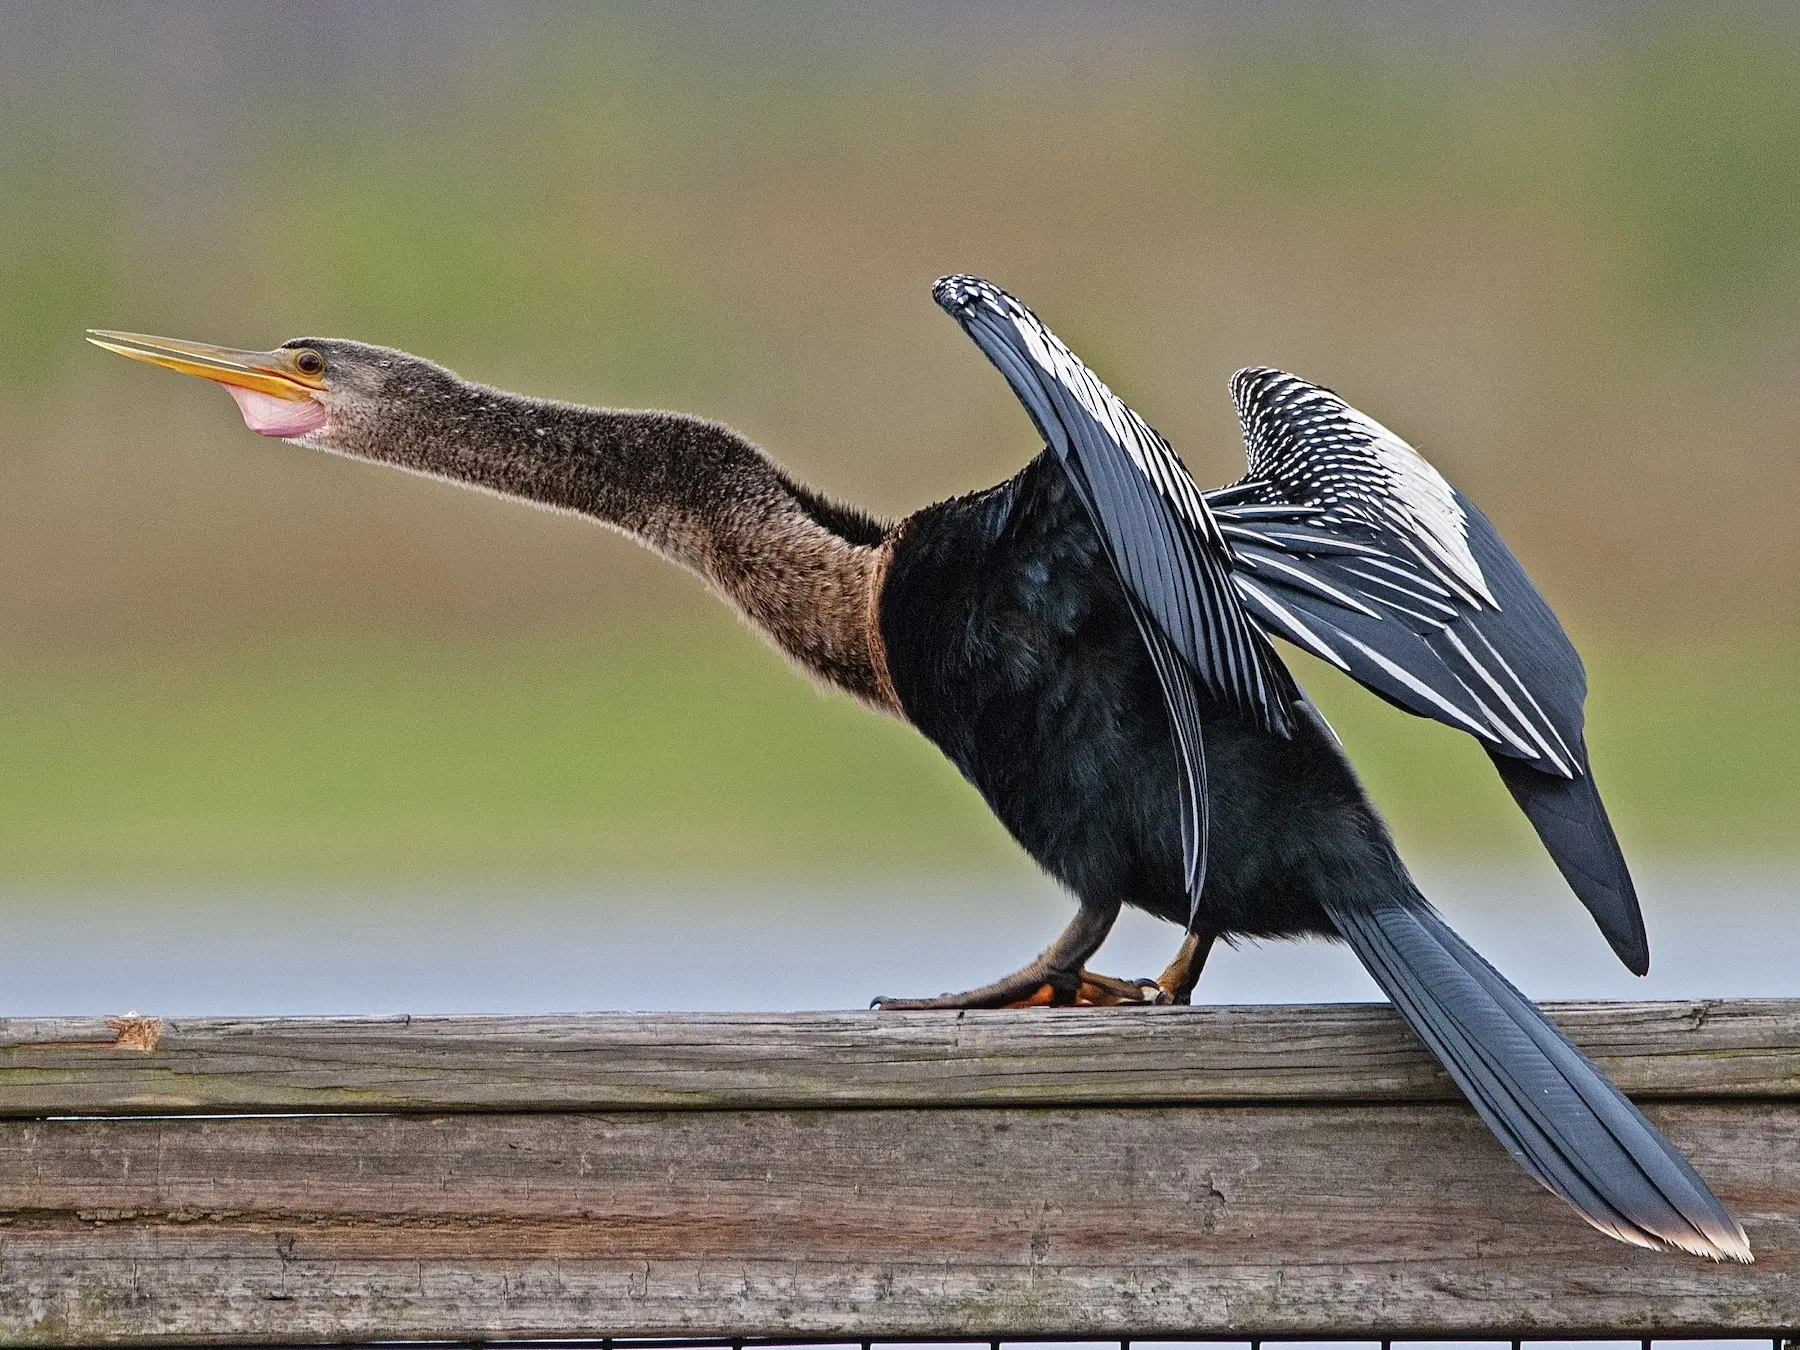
[0,1000,1795,1344]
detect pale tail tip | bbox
[1664,1220,1753,1264]
[1583,1207,1752,1263]
[1687,1208,1754,1264]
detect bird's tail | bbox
[1324,886,1750,1261]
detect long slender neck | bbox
[339,374,901,714]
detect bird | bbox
[88,277,1747,1261]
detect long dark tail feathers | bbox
[1326,890,1750,1261]
[1490,749,1649,976]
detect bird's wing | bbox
[934,276,1299,921]
[1213,366,1646,973]
[935,277,1295,733]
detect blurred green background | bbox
[3,2,1796,882]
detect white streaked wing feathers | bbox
[1236,577,1352,670]
[1008,311,1220,543]
[1218,367,1582,778]
[1235,372,1496,607]
[935,276,1290,734]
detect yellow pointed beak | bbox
[85,330,324,402]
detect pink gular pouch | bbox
[226,384,329,438]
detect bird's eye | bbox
[293,349,325,377]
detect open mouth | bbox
[86,330,330,438]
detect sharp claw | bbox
[1067,971,1174,1007]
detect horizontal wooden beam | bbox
[0,1002,1794,1345]
[2,999,1795,1116]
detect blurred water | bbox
[0,862,1790,1016]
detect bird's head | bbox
[85,330,446,454]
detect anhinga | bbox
[89,276,1748,1261]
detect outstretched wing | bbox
[1213,367,1647,974]
[935,277,1295,733]
[934,276,1296,920]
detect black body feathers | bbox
[883,457,1377,941]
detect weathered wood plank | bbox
[0,1101,1792,1343]
[1,999,1795,1117]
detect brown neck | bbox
[338,377,902,714]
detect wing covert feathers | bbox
[1328,891,1749,1262]
[1233,366,1493,606]
[1220,367,1583,774]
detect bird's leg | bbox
[1152,927,1217,1005]
[872,900,1127,1010]
[1050,924,1218,1007]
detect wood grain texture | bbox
[1,999,1795,1117]
[0,1102,1794,1343]
[2,1002,1795,1344]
